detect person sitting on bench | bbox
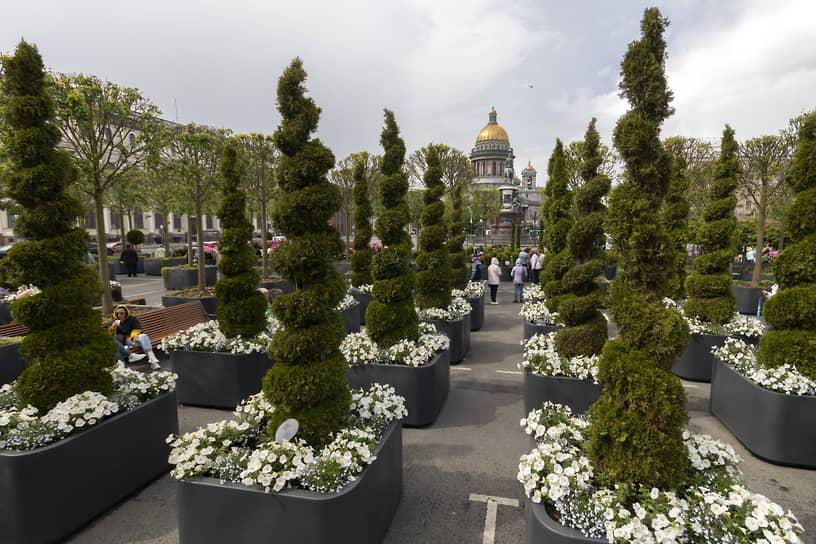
[107,304,161,370]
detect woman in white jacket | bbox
[487,257,501,304]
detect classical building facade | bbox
[469,108,540,231]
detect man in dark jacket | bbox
[120,243,139,277]
[107,305,161,369]
[469,254,483,282]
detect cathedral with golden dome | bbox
[469,108,540,232]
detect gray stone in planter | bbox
[351,292,373,325]
[144,258,163,276]
[170,351,275,409]
[526,498,601,544]
[428,317,469,363]
[672,332,728,382]
[0,301,11,325]
[0,391,178,544]
[0,343,24,385]
[341,301,361,334]
[711,358,816,468]
[730,284,763,315]
[163,266,217,289]
[523,320,561,341]
[176,420,402,544]
[347,350,449,427]
[467,292,485,331]
[162,295,219,319]
[523,370,602,416]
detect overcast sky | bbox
[2,0,814,179]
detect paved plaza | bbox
[64,273,816,544]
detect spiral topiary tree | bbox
[758,112,816,380]
[1,40,116,412]
[684,126,739,323]
[262,59,349,448]
[350,155,374,287]
[447,180,468,290]
[416,145,451,310]
[555,119,610,358]
[366,110,419,347]
[215,140,267,338]
[663,156,690,300]
[585,8,690,490]
[540,139,573,312]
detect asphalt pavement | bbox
[66,275,816,544]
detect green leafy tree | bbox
[416,145,451,310]
[684,126,740,323]
[664,136,717,227]
[447,178,468,290]
[539,139,573,312]
[664,156,690,299]
[215,140,266,338]
[586,8,690,490]
[236,133,277,278]
[469,188,500,245]
[406,188,425,246]
[126,229,145,246]
[406,144,474,194]
[330,152,360,259]
[141,159,181,256]
[52,73,162,314]
[366,109,419,346]
[537,217,545,251]
[262,58,349,448]
[0,41,116,412]
[759,112,816,381]
[555,118,610,358]
[351,154,375,286]
[564,138,619,192]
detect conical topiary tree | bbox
[215,140,267,338]
[684,126,739,323]
[663,155,690,300]
[1,40,116,412]
[555,118,610,358]
[416,144,451,310]
[448,180,468,290]
[350,154,374,287]
[262,58,349,448]
[366,110,419,347]
[758,112,816,380]
[540,139,573,312]
[585,8,690,489]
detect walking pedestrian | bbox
[120,243,139,277]
[511,258,527,302]
[487,257,501,304]
[530,249,542,284]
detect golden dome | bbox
[475,107,509,143]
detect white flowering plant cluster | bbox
[712,337,816,396]
[519,332,600,383]
[453,281,485,298]
[524,283,547,302]
[160,315,281,354]
[0,365,177,450]
[1,284,41,303]
[110,280,121,288]
[519,301,560,325]
[167,384,405,494]
[518,402,804,543]
[415,296,471,321]
[663,298,765,338]
[348,283,373,294]
[340,322,449,368]
[335,294,357,311]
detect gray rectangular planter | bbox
[467,292,485,331]
[176,420,402,544]
[428,317,469,363]
[351,292,373,325]
[341,301,361,334]
[710,358,816,468]
[162,295,219,319]
[730,284,764,315]
[163,266,217,289]
[526,498,601,544]
[162,257,188,268]
[672,332,727,382]
[0,391,178,544]
[523,320,561,341]
[346,350,450,427]
[144,258,163,276]
[0,301,11,325]
[258,279,296,294]
[523,370,602,416]
[170,350,275,409]
[117,257,145,275]
[0,342,24,385]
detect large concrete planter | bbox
[710,358,816,468]
[0,391,178,544]
[0,301,11,325]
[523,320,561,341]
[162,295,219,318]
[730,284,763,315]
[117,257,145,275]
[176,420,402,544]
[346,350,449,427]
[144,258,163,276]
[351,292,373,325]
[0,343,24,385]
[169,351,275,408]
[341,300,361,334]
[163,266,217,289]
[526,498,601,544]
[467,292,485,331]
[523,370,602,416]
[672,332,728,382]
[428,316,469,363]
[162,257,188,268]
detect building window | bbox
[205,215,213,229]
[105,128,112,142]
[84,211,96,229]
[154,213,164,230]
[173,214,182,230]
[110,212,121,231]
[134,211,144,229]
[128,133,136,148]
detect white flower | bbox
[519,332,600,383]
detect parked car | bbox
[106,241,122,255]
[0,243,15,259]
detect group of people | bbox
[469,247,543,305]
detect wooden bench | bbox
[0,323,30,338]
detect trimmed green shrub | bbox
[416,145,451,310]
[365,110,419,347]
[663,156,690,299]
[262,59,349,448]
[350,155,374,286]
[0,40,115,412]
[215,141,266,338]
[758,112,816,381]
[448,178,468,290]
[539,139,573,312]
[126,229,145,246]
[585,9,689,491]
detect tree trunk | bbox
[195,203,206,291]
[778,216,785,252]
[186,215,194,266]
[752,202,767,287]
[94,194,113,315]
[345,210,351,263]
[260,198,269,279]
[163,213,170,255]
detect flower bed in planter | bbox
[337,295,361,334]
[417,296,471,364]
[520,300,562,340]
[163,266,217,290]
[455,282,486,331]
[349,286,373,325]
[0,342,24,386]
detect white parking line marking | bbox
[683,384,698,389]
[469,493,520,544]
[452,367,472,371]
[496,370,522,375]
